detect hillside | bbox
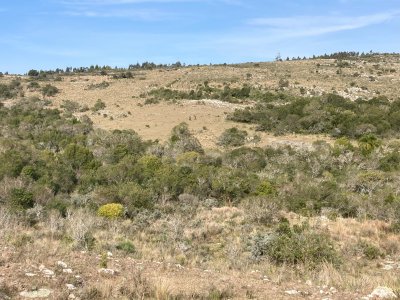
[1,55,400,299]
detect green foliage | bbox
[224,147,266,171]
[116,240,136,254]
[218,127,248,147]
[251,222,339,267]
[145,83,270,103]
[229,94,400,138]
[28,69,39,77]
[92,99,106,112]
[358,134,381,156]
[169,122,204,154]
[0,80,22,99]
[41,84,59,97]
[9,188,34,211]
[97,203,124,219]
[87,81,110,90]
[357,241,384,260]
[62,143,98,170]
[255,180,276,196]
[100,252,108,268]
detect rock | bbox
[107,251,113,257]
[66,284,76,290]
[63,269,73,274]
[369,286,397,299]
[41,269,55,278]
[68,294,76,299]
[25,273,37,277]
[382,265,394,271]
[285,290,300,295]
[98,268,116,276]
[19,289,52,298]
[57,261,68,268]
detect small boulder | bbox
[98,268,117,276]
[57,261,68,269]
[19,289,52,298]
[369,287,397,299]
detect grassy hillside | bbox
[1,55,400,299]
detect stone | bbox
[66,284,76,290]
[98,268,116,276]
[25,273,37,277]
[285,290,300,295]
[57,261,68,268]
[19,289,52,298]
[41,269,55,278]
[63,269,73,274]
[369,287,397,299]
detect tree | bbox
[28,69,39,77]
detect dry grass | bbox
[6,56,400,148]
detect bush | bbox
[116,240,136,254]
[41,84,59,97]
[9,188,34,211]
[91,99,106,112]
[251,222,339,267]
[218,128,248,147]
[97,203,124,219]
[28,69,39,77]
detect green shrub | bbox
[116,240,136,254]
[41,84,59,97]
[218,127,248,147]
[9,188,34,211]
[357,241,384,260]
[97,203,124,219]
[91,99,106,112]
[251,222,339,267]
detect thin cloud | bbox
[65,8,171,20]
[248,11,399,38]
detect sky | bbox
[0,0,399,74]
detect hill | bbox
[1,55,400,299]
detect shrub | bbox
[41,84,59,97]
[9,188,34,211]
[91,99,106,112]
[28,69,39,77]
[251,222,339,267]
[218,128,248,147]
[116,240,136,254]
[97,203,124,219]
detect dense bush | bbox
[229,94,400,138]
[251,222,339,267]
[97,203,124,219]
[41,84,59,97]
[218,128,248,147]
[1,96,400,222]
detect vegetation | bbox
[229,93,400,138]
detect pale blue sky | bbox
[1,0,399,74]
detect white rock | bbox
[20,289,52,298]
[285,290,300,295]
[25,273,37,277]
[41,269,55,277]
[382,265,394,271]
[369,286,397,299]
[57,261,68,268]
[68,294,76,299]
[63,269,73,274]
[66,284,76,290]
[98,268,116,275]
[107,251,113,257]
